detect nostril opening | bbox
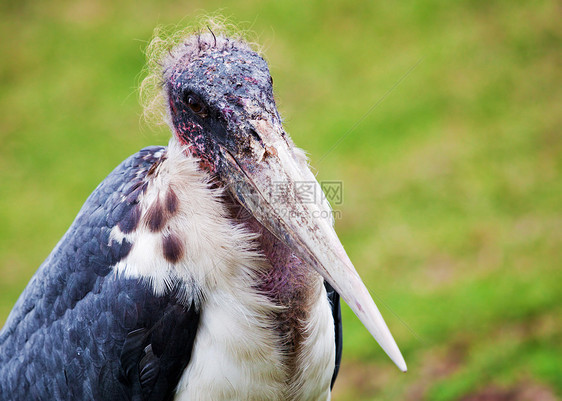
[249,128,263,145]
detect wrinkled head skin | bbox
[161,32,407,372]
[165,35,282,175]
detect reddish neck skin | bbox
[224,195,316,305]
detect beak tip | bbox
[356,294,407,373]
[396,356,408,373]
[382,337,407,372]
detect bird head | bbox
[162,32,406,372]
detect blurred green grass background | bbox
[0,1,560,400]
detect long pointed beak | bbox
[217,121,407,372]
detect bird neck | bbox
[223,193,320,301]
[223,193,323,377]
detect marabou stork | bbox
[0,31,406,400]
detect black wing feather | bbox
[139,345,159,396]
[324,280,343,389]
[0,147,200,401]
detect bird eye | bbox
[185,93,208,117]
